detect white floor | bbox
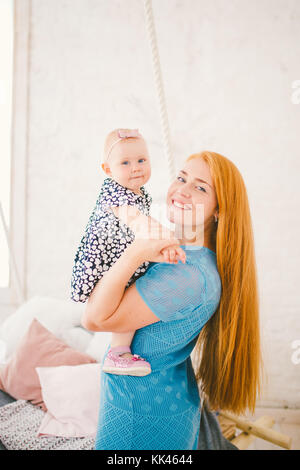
[0,303,299,450]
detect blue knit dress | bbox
[94,246,222,450]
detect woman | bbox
[81,151,262,450]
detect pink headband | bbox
[105,129,142,161]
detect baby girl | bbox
[70,128,185,376]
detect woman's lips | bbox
[171,199,192,211]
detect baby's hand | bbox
[161,246,186,264]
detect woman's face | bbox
[166,157,218,235]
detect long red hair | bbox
[190,151,262,414]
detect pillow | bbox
[60,326,94,355]
[0,340,6,364]
[0,318,97,411]
[36,363,101,438]
[0,296,86,361]
[84,331,111,363]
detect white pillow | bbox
[0,340,7,364]
[0,296,86,361]
[85,331,111,363]
[60,326,94,354]
[36,363,101,438]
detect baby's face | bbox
[103,139,151,193]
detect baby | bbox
[71,128,185,376]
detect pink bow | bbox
[132,354,145,361]
[118,129,141,139]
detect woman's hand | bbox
[127,237,186,265]
[82,228,185,332]
[161,245,186,264]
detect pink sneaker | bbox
[102,346,151,376]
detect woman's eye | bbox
[176,175,206,192]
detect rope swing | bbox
[143,0,176,184]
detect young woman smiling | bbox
[82,151,261,450]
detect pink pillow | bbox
[0,318,97,411]
[36,363,101,438]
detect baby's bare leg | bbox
[110,331,135,358]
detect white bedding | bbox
[0,296,111,363]
[0,296,111,450]
[0,400,95,450]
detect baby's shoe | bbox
[102,346,151,376]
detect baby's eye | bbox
[121,161,129,165]
[138,158,146,163]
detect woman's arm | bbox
[81,239,186,332]
[81,243,146,331]
[110,205,175,240]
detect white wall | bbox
[10,0,300,407]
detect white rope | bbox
[143,0,176,184]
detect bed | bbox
[0,296,237,451]
[0,390,15,450]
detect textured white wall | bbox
[15,0,300,407]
